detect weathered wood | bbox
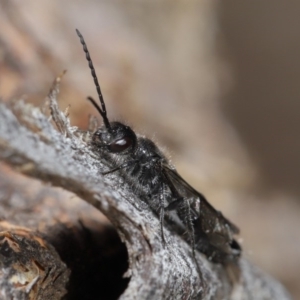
[0,222,69,300]
[0,162,129,300]
[0,77,292,299]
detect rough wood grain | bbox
[0,77,292,300]
[0,162,129,300]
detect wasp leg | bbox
[157,168,167,247]
[166,198,202,277]
[101,159,138,175]
[159,206,166,247]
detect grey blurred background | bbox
[0,0,299,298]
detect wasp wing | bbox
[162,163,240,260]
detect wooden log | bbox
[0,77,291,299]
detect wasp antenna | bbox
[76,29,111,130]
[87,96,106,119]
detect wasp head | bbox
[92,122,137,154]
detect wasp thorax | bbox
[92,121,137,154]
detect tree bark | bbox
[0,77,291,300]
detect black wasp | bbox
[76,29,241,265]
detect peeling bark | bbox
[0,78,291,300]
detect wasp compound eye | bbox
[109,137,133,153]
